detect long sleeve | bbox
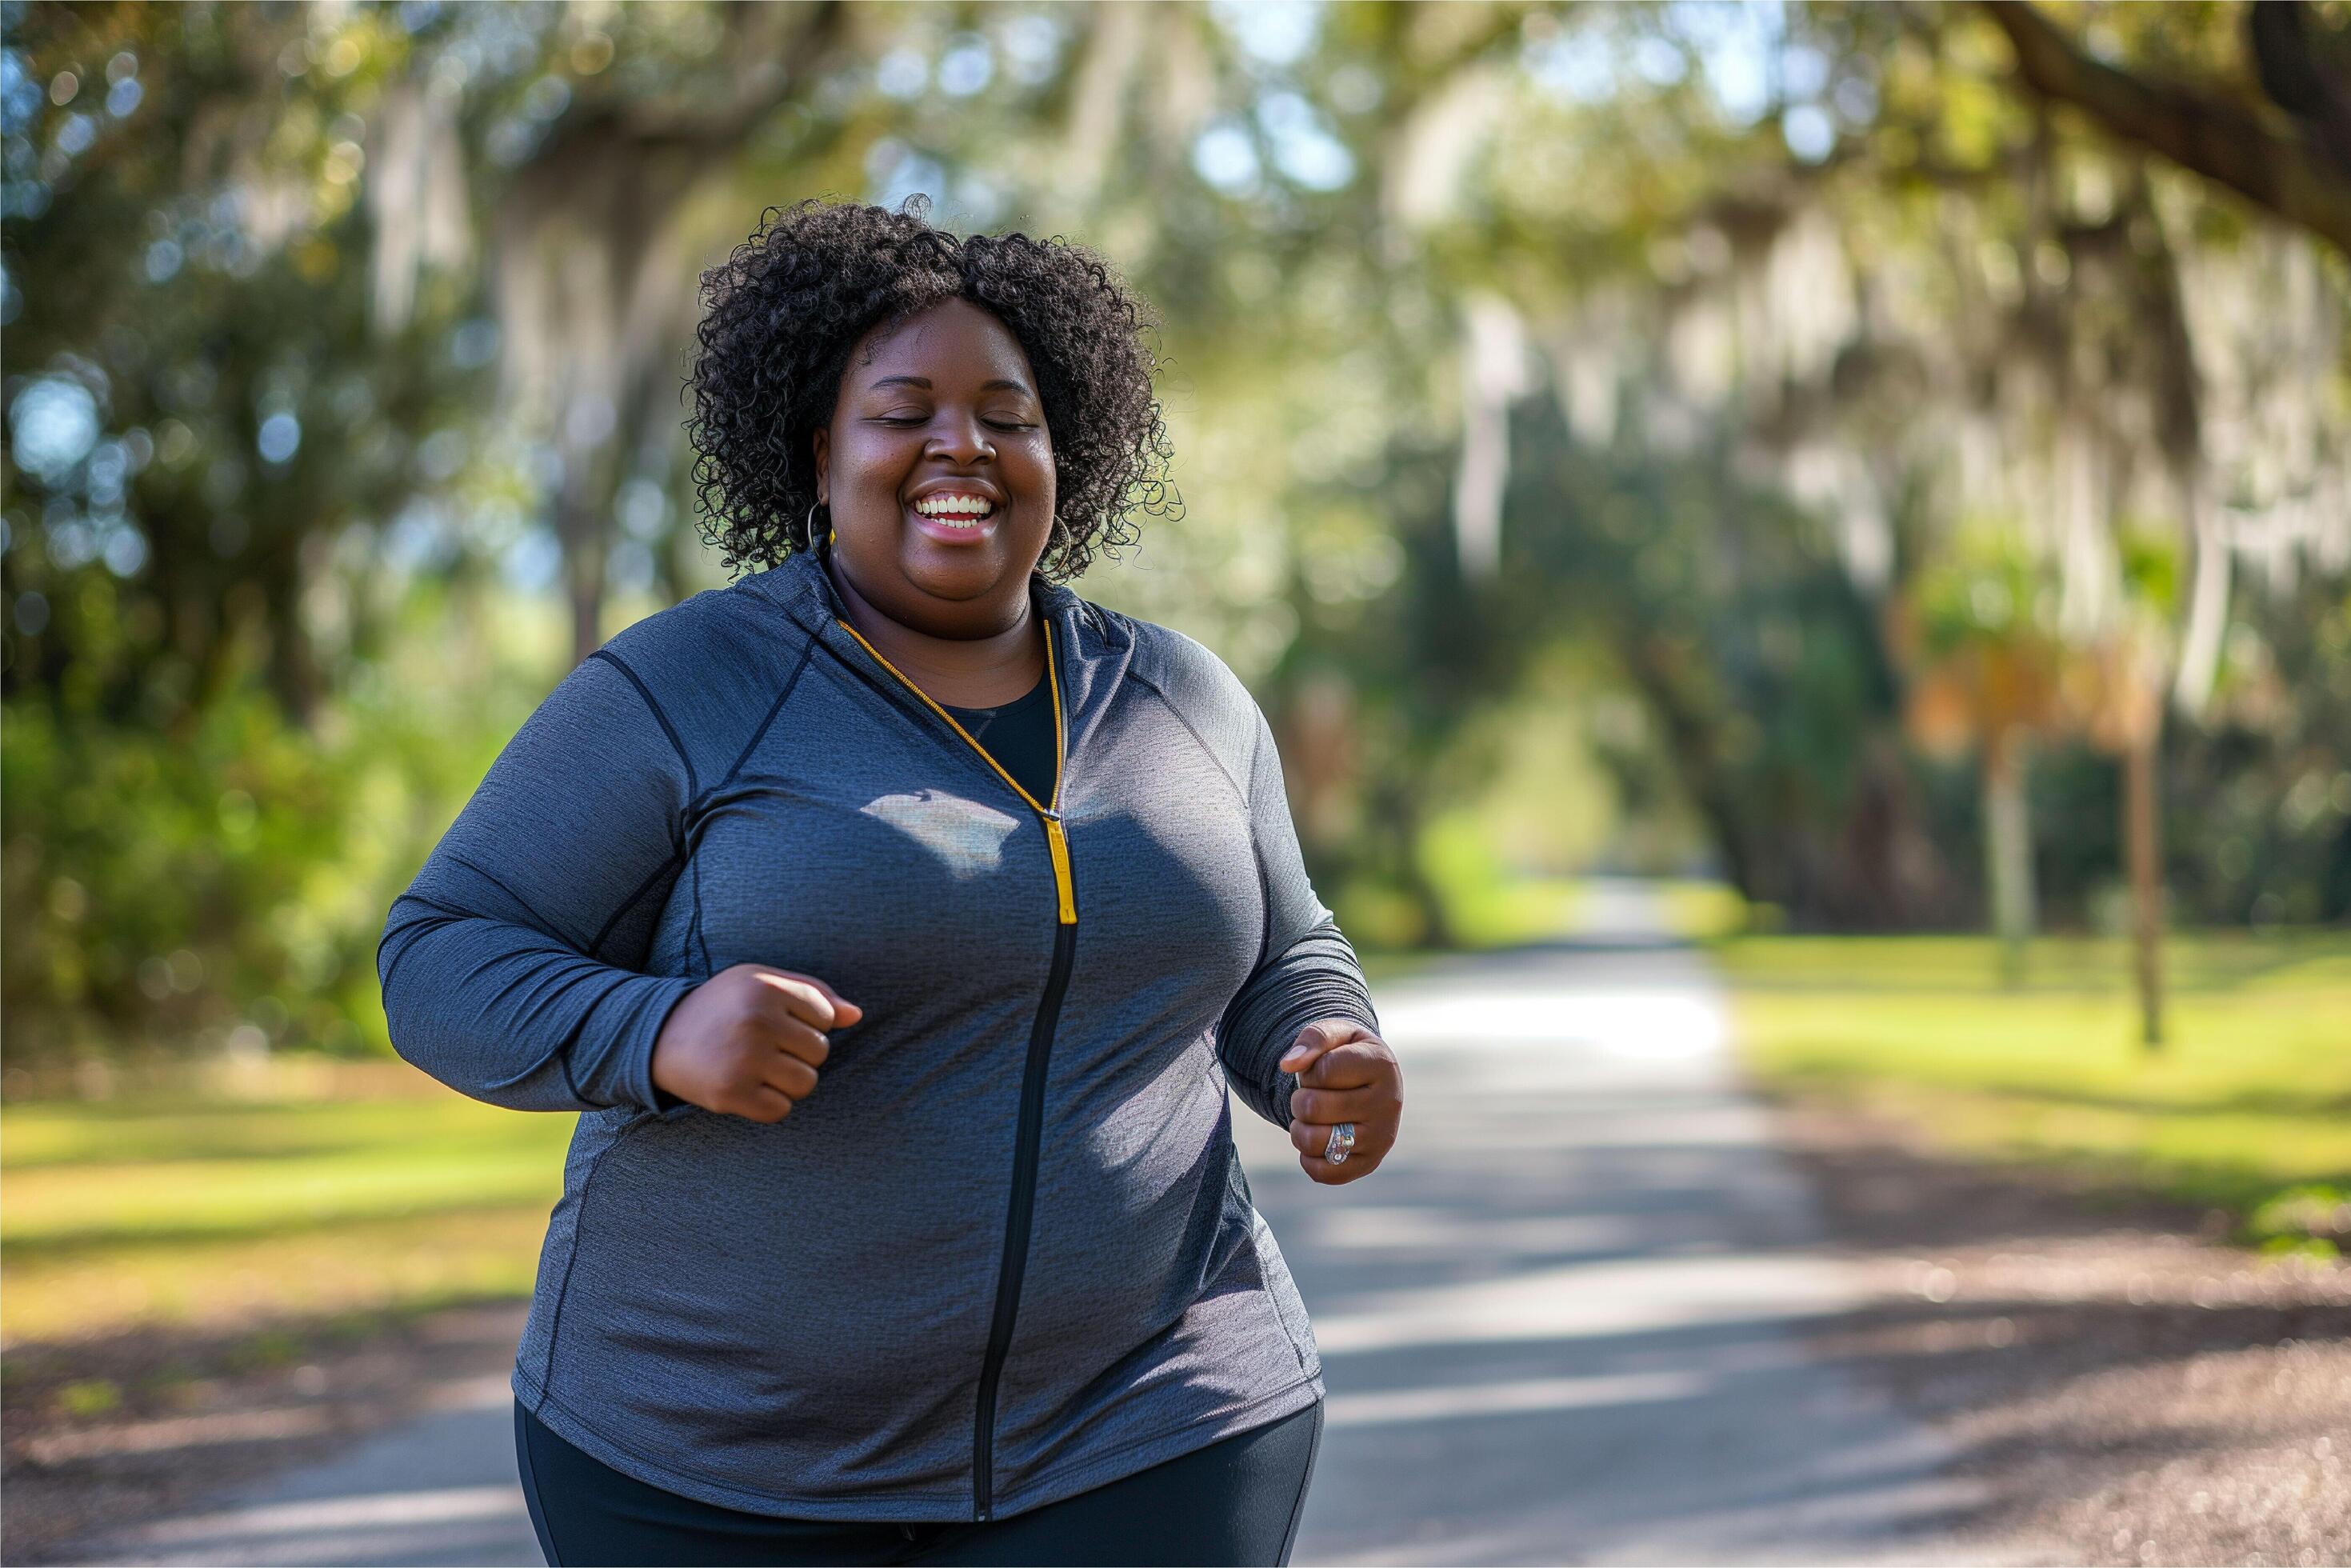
[1216,699,1383,1130]
[376,649,700,1114]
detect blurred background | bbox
[2,1,2347,1563]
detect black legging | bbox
[514,1399,1325,1566]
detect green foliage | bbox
[54,1378,121,1418]
[2249,1185,2350,1254]
[1492,394,1933,927]
[4,0,2347,1087]
[1,575,555,1071]
[2116,524,2183,618]
[1913,524,2055,653]
[1729,931,2351,1228]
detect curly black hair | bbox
[683,194,1181,583]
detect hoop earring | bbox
[806,499,832,552]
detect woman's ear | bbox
[810,426,829,508]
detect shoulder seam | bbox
[588,649,699,800]
[703,640,817,806]
[1122,665,1249,808]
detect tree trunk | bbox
[1981,0,2351,254]
[558,472,612,667]
[2125,714,2166,1050]
[259,532,326,729]
[1984,728,2037,985]
[567,538,606,666]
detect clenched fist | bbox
[650,964,862,1122]
[1279,1018,1401,1184]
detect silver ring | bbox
[1323,1122,1356,1164]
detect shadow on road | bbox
[62,901,2325,1566]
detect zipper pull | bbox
[1041,813,1077,925]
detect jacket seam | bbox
[1242,1210,1316,1379]
[539,1116,651,1400]
[590,649,699,800]
[703,640,816,806]
[1123,668,1273,970]
[588,854,683,959]
[590,634,812,981]
[690,851,712,976]
[1250,733,1269,973]
[444,850,564,938]
[1229,1115,1313,1379]
[1126,662,1281,1102]
[1121,667,1250,810]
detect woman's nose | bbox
[926,410,996,463]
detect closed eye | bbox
[875,415,1038,431]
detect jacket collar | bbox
[737,545,1134,769]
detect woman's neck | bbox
[826,557,1047,709]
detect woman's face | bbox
[812,297,1056,638]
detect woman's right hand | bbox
[649,964,862,1122]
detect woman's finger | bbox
[1278,1018,1368,1077]
[762,1050,819,1102]
[1295,1039,1394,1090]
[1289,1116,1384,1160]
[750,969,862,1034]
[1289,1082,1393,1126]
[763,1014,832,1068]
[1297,1149,1379,1184]
[734,1082,797,1124]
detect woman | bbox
[378,195,1404,1567]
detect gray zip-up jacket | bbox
[376,544,1381,1523]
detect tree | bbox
[1901,538,2069,974]
[1982,0,2351,254]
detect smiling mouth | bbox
[906,498,1002,540]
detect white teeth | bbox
[911,494,996,518]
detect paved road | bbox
[82,882,1980,1566]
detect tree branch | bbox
[1980,0,2351,254]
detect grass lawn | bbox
[1,1070,574,1347]
[1717,930,2351,1248]
[0,982,1446,1350]
[18,922,2335,1351]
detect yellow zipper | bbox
[834,614,1077,926]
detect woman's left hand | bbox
[1278,1020,1401,1185]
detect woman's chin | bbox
[890,550,1026,620]
[895,525,1042,603]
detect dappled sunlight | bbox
[1310,1252,1868,1357]
[1327,1368,1707,1430]
[1220,941,1989,1562]
[111,1486,529,1567]
[1301,1207,1644,1258]
[7,0,2346,1558]
[1373,986,1728,1061]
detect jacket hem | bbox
[991,1370,1325,1521]
[509,1363,1324,1525]
[512,1367,972,1520]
